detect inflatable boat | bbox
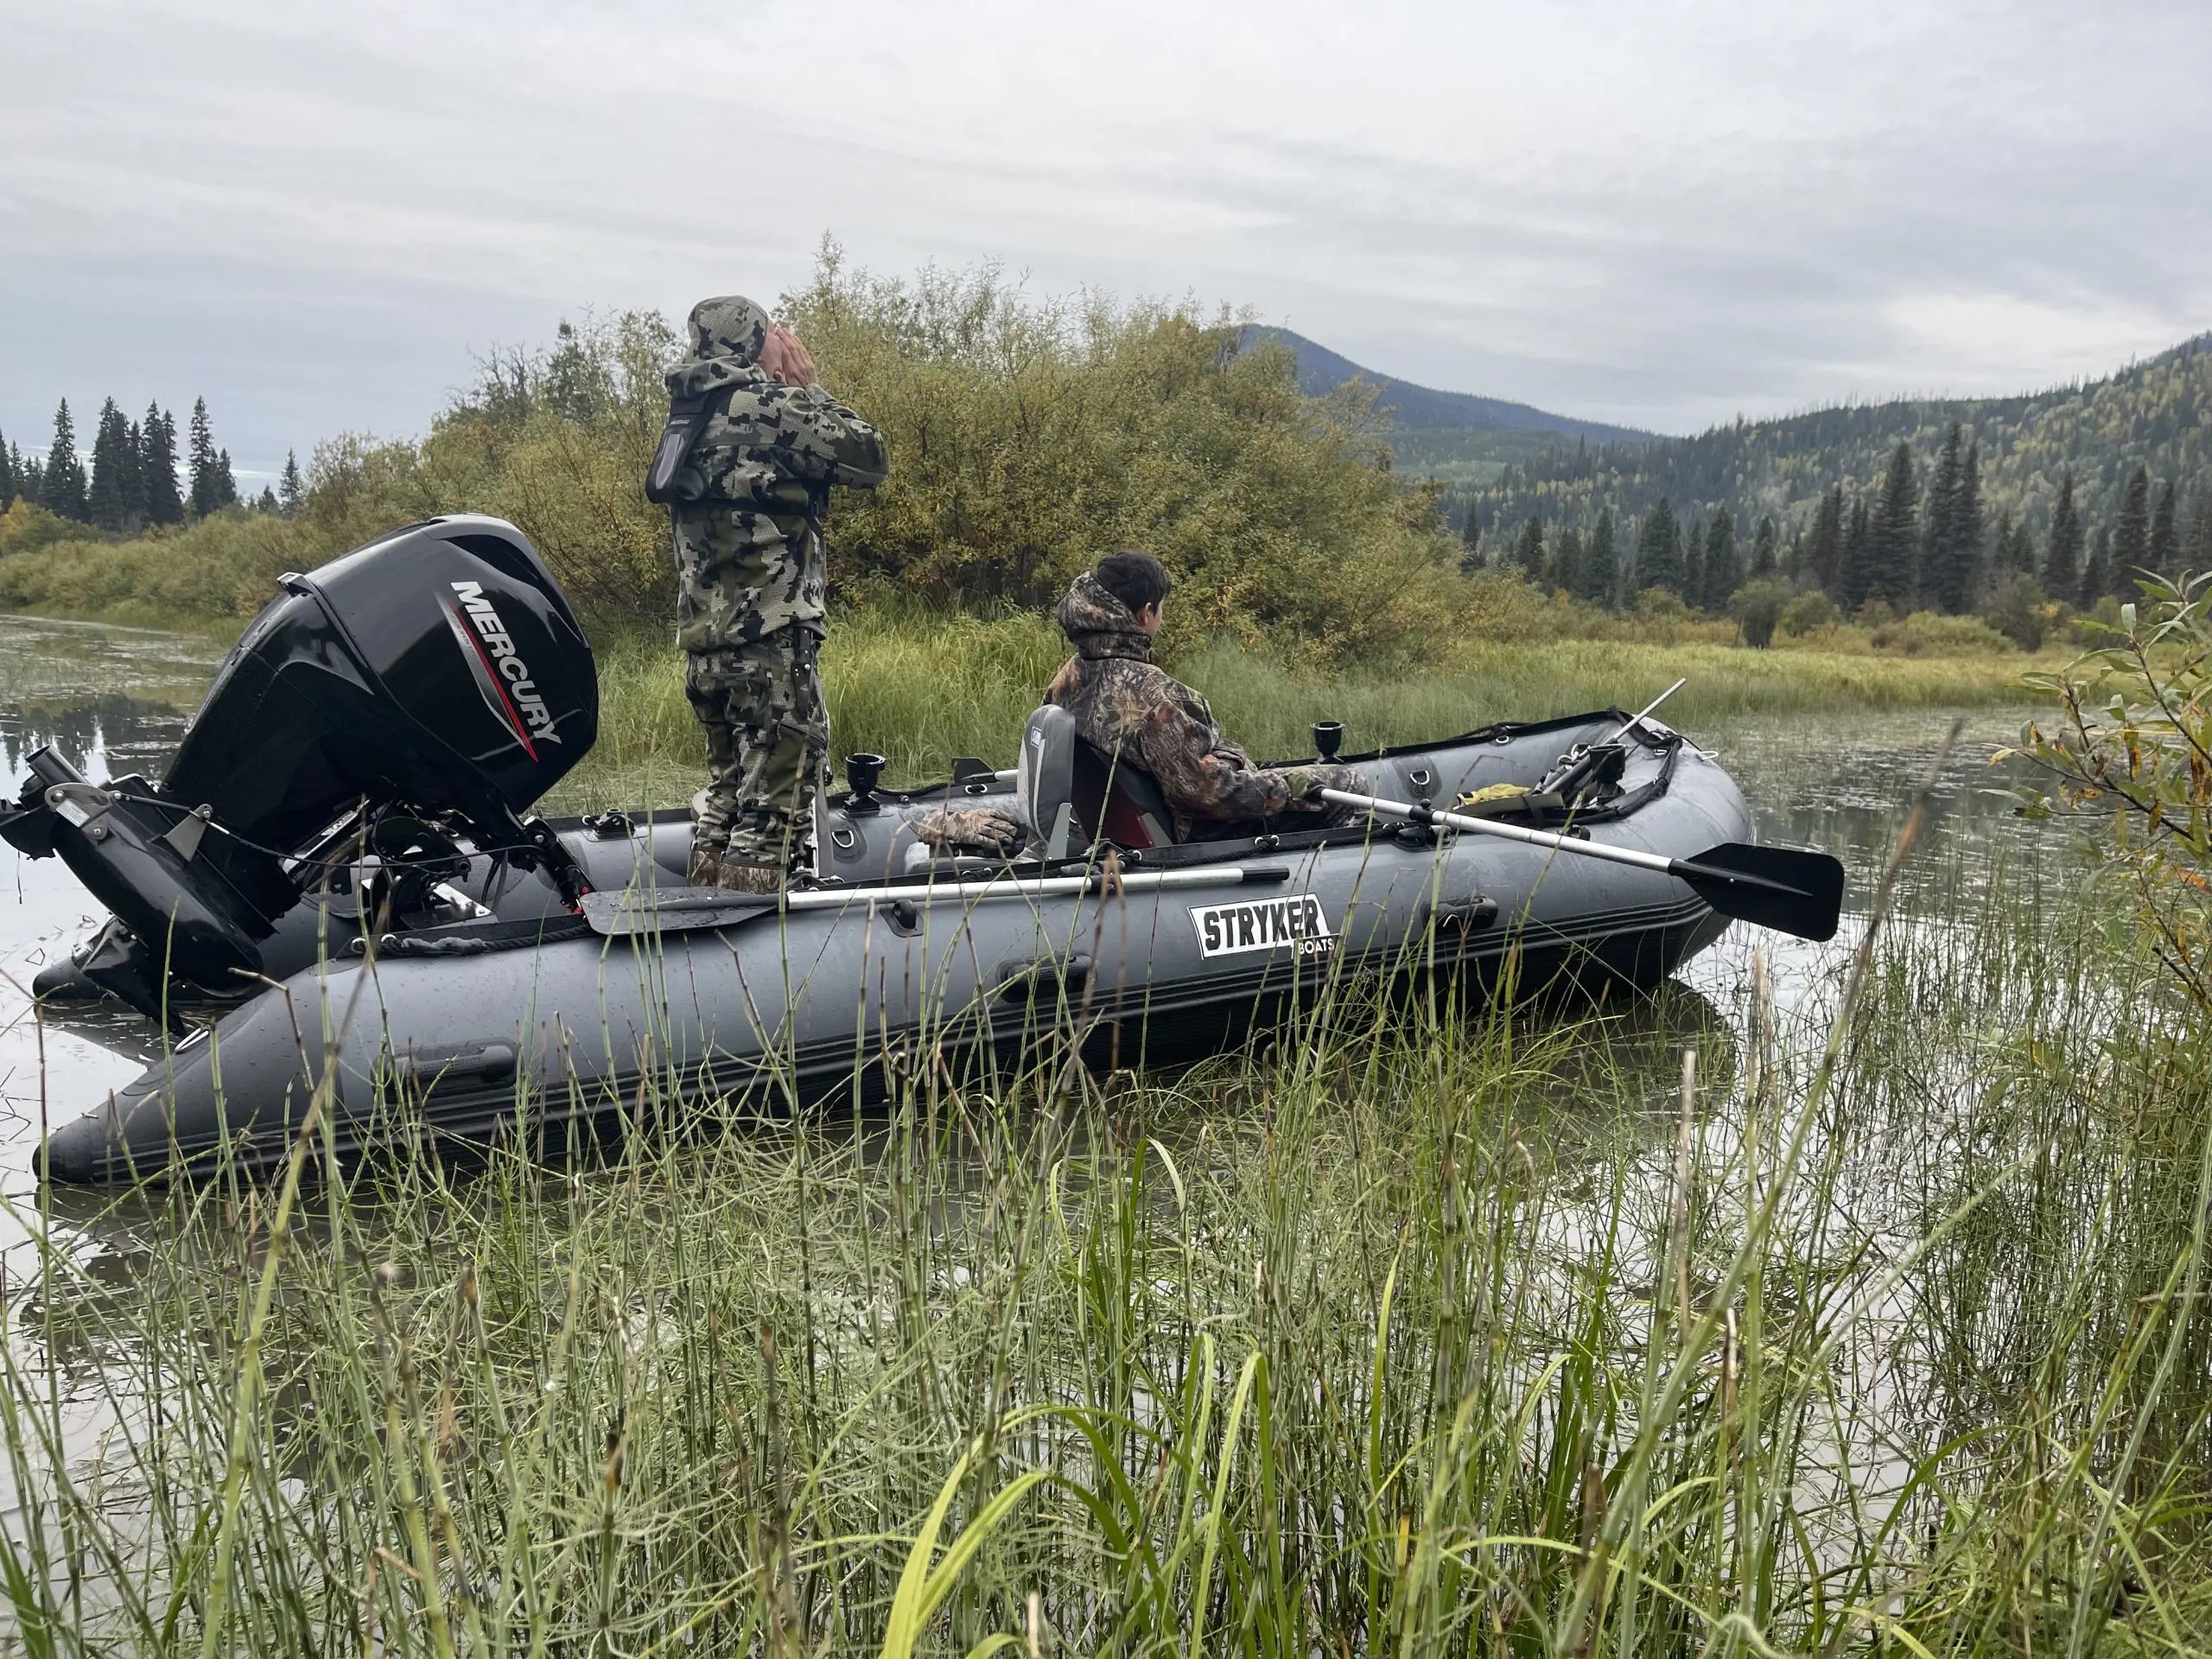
[3,518,1840,1185]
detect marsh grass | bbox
[3,815,2210,1655]
[556,609,2051,811]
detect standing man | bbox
[647,296,888,893]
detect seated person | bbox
[1046,550,1368,842]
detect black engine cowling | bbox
[167,514,597,845]
[0,516,598,1016]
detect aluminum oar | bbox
[1321,788,1845,942]
[1602,677,1688,744]
[584,863,1290,936]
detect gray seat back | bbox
[1015,705,1084,860]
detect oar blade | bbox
[581,887,778,938]
[1671,842,1847,942]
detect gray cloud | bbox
[3,0,2206,475]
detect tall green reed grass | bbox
[559,609,2045,812]
[3,809,2209,1654]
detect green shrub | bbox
[1779,589,1839,637]
[2018,573,2212,1014]
[1979,573,2050,652]
[2064,594,2127,645]
[0,508,302,618]
[1868,609,2016,656]
[779,251,1465,664]
[1728,577,1790,648]
[1633,586,1693,625]
[0,500,84,560]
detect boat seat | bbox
[1071,739,1173,849]
[1017,706,1085,859]
[1016,706,1177,855]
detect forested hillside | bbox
[1454,333,2212,607]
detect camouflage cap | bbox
[686,296,772,365]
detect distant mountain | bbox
[1246,327,1655,447]
[1466,331,2212,550]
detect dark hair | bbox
[1093,548,1171,616]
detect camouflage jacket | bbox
[1044,573,1363,839]
[660,297,888,652]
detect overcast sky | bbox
[5,0,2209,480]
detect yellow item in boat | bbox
[1453,781,1549,819]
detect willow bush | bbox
[779,250,1464,661]
[2014,569,2212,1015]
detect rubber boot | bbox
[686,841,724,888]
[715,861,785,895]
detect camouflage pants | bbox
[686,626,827,880]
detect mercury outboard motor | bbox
[0,516,597,1020]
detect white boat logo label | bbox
[1189,893,1335,959]
[442,580,563,759]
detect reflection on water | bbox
[0,617,224,1212]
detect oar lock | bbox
[842,753,887,817]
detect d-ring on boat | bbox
[2,517,1843,1185]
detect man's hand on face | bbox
[760,325,819,388]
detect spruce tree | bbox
[1681,516,1706,608]
[188,397,219,517]
[1701,511,1739,610]
[1987,510,2021,579]
[1861,442,1918,612]
[1920,422,1966,611]
[123,418,148,524]
[2189,491,2212,574]
[18,449,41,508]
[1552,526,1586,599]
[1583,508,1619,607]
[1458,504,1482,574]
[212,448,238,511]
[2044,471,2083,601]
[1514,517,1545,582]
[1749,514,1778,580]
[86,398,141,531]
[0,429,14,510]
[2148,478,2178,578]
[255,485,279,513]
[2112,465,2152,594]
[1634,498,1684,596]
[2082,526,2110,609]
[38,399,89,521]
[279,449,304,518]
[1840,496,1874,611]
[141,405,184,525]
[1806,485,1845,596]
[1958,440,1984,598]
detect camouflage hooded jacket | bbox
[1044,573,1363,838]
[659,296,889,652]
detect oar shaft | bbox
[1603,677,1687,745]
[620,864,1286,918]
[828,865,1284,909]
[1319,789,1680,876]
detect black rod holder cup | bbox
[843,753,886,816]
[1313,721,1344,761]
